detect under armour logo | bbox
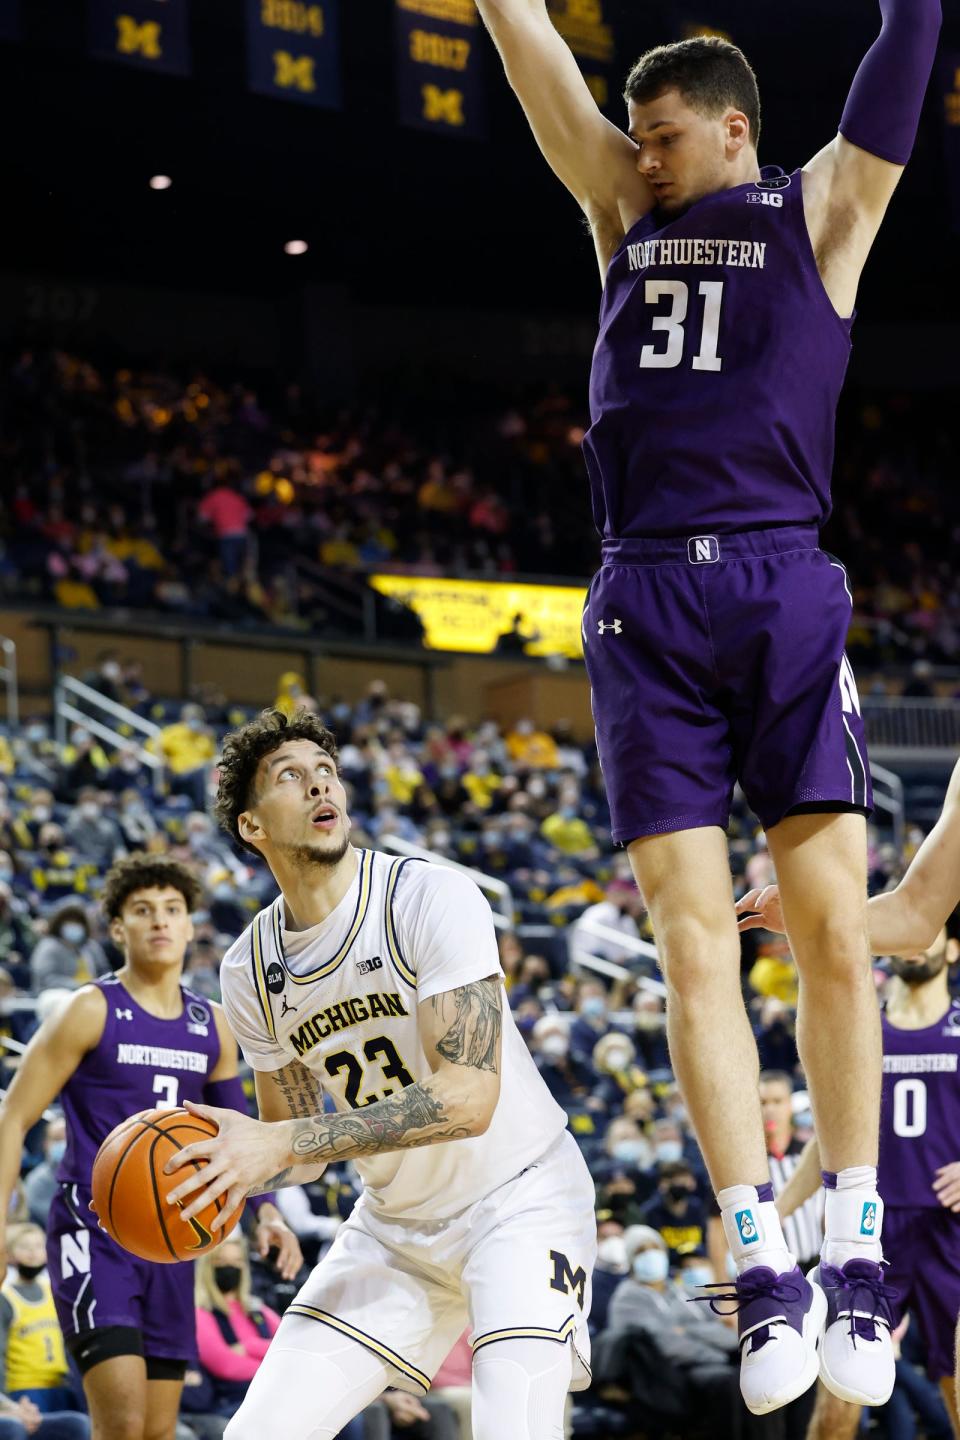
[280,996,298,1017]
[597,619,622,635]
[116,1008,133,1021]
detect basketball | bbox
[91,1108,243,1264]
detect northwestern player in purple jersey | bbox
[477,0,941,1416]
[776,916,960,1439]
[0,856,301,1440]
[741,754,960,1424]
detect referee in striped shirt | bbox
[760,1070,825,1271]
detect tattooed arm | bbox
[249,1059,330,1191]
[165,980,504,1222]
[283,976,503,1166]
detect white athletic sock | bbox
[822,1165,883,1268]
[718,1182,795,1276]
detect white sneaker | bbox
[715,1265,827,1415]
[809,1259,896,1406]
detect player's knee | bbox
[656,918,736,991]
[472,1340,570,1440]
[790,916,869,979]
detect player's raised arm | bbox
[476,0,650,264]
[802,0,941,314]
[0,987,106,1261]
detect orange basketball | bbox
[91,1107,243,1263]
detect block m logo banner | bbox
[88,0,191,76]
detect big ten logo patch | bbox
[549,1250,587,1309]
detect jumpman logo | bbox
[280,995,298,1017]
[597,618,622,635]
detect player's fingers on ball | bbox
[164,1140,216,1174]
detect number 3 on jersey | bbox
[640,280,724,372]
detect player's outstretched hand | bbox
[933,1162,960,1211]
[254,1206,303,1280]
[735,885,786,934]
[163,1099,291,1229]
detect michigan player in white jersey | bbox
[164,709,597,1440]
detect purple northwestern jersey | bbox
[878,1002,960,1208]
[583,168,853,538]
[58,974,221,1186]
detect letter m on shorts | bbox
[61,1230,91,1279]
[549,1250,586,1309]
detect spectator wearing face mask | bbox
[194,1237,281,1417]
[571,878,645,968]
[631,991,671,1072]
[505,718,558,770]
[148,704,216,809]
[569,980,617,1063]
[598,1117,653,1187]
[14,795,56,853]
[539,798,599,861]
[638,1162,707,1269]
[64,791,123,868]
[23,1120,67,1228]
[590,1032,648,1114]
[115,790,157,849]
[591,1217,629,1337]
[26,832,98,909]
[28,905,107,992]
[0,1224,87,1433]
[754,995,800,1075]
[530,1016,596,1108]
[606,1227,740,1436]
[59,731,111,802]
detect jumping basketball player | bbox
[775,919,960,1440]
[164,709,597,1440]
[0,855,300,1440]
[474,0,941,1415]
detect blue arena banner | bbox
[246,0,342,109]
[88,0,191,77]
[0,0,19,43]
[395,0,485,140]
[546,0,617,115]
[942,55,960,233]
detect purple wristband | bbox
[839,0,941,167]
[248,1193,278,1215]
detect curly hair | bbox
[101,854,203,921]
[214,708,340,855]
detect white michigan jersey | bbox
[220,847,568,1220]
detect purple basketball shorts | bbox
[582,526,871,844]
[47,1182,196,1362]
[882,1206,960,1380]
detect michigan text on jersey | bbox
[290,993,411,1056]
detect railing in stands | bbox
[862,699,960,757]
[870,762,905,852]
[378,834,514,931]
[53,675,165,795]
[0,634,18,729]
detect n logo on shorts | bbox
[60,1230,91,1278]
[549,1250,587,1309]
